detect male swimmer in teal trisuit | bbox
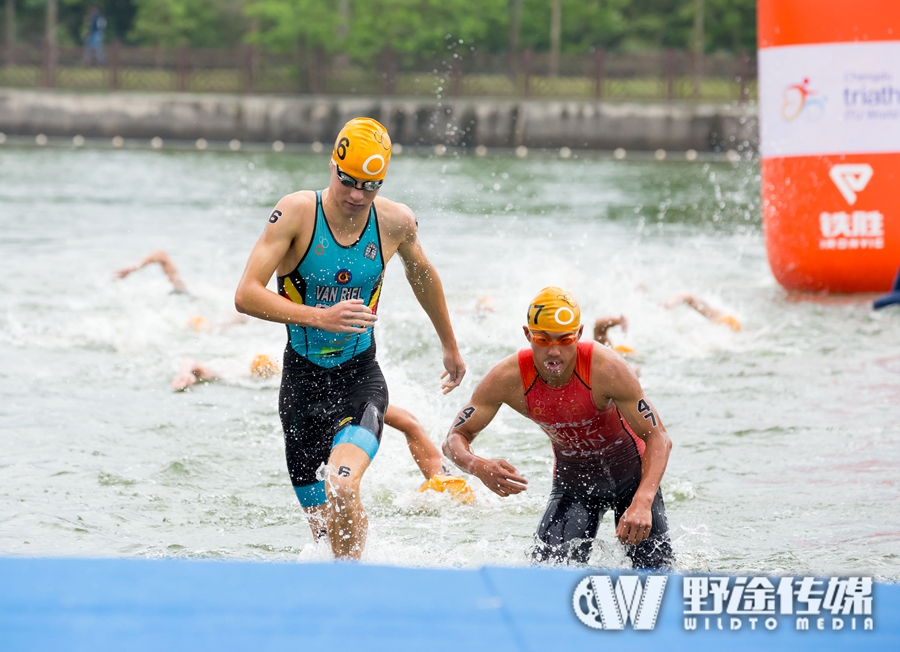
[234,118,466,559]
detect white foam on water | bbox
[1,149,899,578]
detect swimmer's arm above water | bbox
[596,346,672,546]
[114,250,188,293]
[393,205,465,393]
[593,314,628,347]
[664,292,741,331]
[443,357,527,497]
[234,194,377,333]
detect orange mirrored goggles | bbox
[529,331,579,347]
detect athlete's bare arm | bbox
[234,192,378,333]
[593,314,628,347]
[590,343,672,546]
[443,356,528,496]
[664,292,741,331]
[171,358,219,391]
[383,201,466,393]
[384,405,446,479]
[114,250,188,293]
[663,292,722,320]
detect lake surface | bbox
[1,145,898,579]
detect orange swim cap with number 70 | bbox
[332,117,393,181]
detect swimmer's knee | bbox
[628,534,674,570]
[532,536,593,565]
[293,481,326,508]
[332,424,379,461]
[326,472,360,504]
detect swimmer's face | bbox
[329,160,382,217]
[524,325,583,377]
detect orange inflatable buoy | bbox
[758,0,900,293]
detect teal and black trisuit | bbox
[277,191,388,508]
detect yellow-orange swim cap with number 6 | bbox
[332,117,392,181]
[527,286,581,333]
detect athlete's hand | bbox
[314,299,377,333]
[440,346,466,394]
[615,498,653,546]
[473,458,527,497]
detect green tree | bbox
[245,0,338,53]
[703,0,755,53]
[346,0,506,61]
[130,0,247,48]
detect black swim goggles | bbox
[335,166,384,192]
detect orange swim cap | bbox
[526,287,581,333]
[187,316,211,332]
[332,117,392,181]
[715,315,742,332]
[250,354,281,379]
[419,475,475,503]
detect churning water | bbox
[1,146,898,579]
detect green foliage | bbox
[246,0,339,52]
[4,0,758,54]
[129,0,246,48]
[245,0,508,61]
[704,0,756,53]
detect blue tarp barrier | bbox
[0,558,897,651]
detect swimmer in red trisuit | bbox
[443,287,674,568]
[234,118,466,559]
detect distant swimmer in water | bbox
[233,117,466,559]
[664,292,741,332]
[114,250,189,294]
[171,355,472,501]
[444,287,674,568]
[170,353,280,390]
[593,314,635,355]
[114,250,246,331]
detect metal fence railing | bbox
[0,44,757,102]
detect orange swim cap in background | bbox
[526,286,581,333]
[250,354,281,379]
[715,315,742,332]
[332,117,392,181]
[187,316,211,332]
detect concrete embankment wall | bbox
[0,89,758,152]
